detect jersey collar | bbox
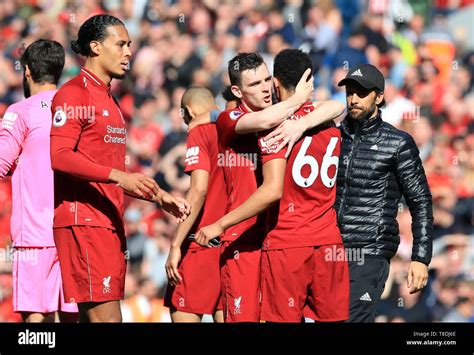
[237,103,250,113]
[80,67,110,93]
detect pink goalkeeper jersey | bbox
[0,90,56,247]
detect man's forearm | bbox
[51,143,112,182]
[171,190,206,248]
[236,93,306,134]
[218,185,281,231]
[409,199,434,265]
[301,100,346,131]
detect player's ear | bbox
[24,65,31,78]
[185,105,196,119]
[231,85,243,99]
[89,40,101,56]
[273,77,280,89]
[273,77,281,101]
[375,91,384,105]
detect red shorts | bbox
[220,238,261,323]
[260,244,349,322]
[164,245,222,315]
[53,226,127,303]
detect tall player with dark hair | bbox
[50,15,189,323]
[0,40,78,322]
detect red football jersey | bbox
[260,102,343,249]
[216,104,283,243]
[50,68,126,231]
[184,124,228,250]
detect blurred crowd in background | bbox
[0,0,473,322]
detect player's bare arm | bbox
[155,189,191,223]
[166,169,209,285]
[195,158,286,248]
[264,100,346,157]
[109,168,159,198]
[234,68,313,134]
[188,69,313,134]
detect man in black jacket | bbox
[335,64,433,322]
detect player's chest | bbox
[82,92,127,146]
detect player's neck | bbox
[279,89,293,102]
[241,100,258,112]
[193,104,218,117]
[29,82,57,96]
[84,60,112,86]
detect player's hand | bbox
[114,171,160,199]
[165,246,182,286]
[157,190,191,223]
[406,261,429,294]
[187,110,211,132]
[263,119,307,158]
[294,68,314,103]
[195,222,223,248]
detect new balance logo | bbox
[351,69,363,77]
[370,144,378,151]
[360,292,372,302]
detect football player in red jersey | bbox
[259,49,349,322]
[165,87,226,322]
[195,50,347,322]
[50,14,189,323]
[194,52,344,322]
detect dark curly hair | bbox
[71,15,125,57]
[273,49,313,91]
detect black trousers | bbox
[346,257,390,323]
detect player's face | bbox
[99,25,132,80]
[345,82,378,120]
[238,63,273,111]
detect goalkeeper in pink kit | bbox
[0,40,78,322]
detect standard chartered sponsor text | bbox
[104,125,126,144]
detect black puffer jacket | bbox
[335,112,433,265]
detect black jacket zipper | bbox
[337,123,361,225]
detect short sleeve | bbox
[257,128,287,165]
[216,109,247,147]
[184,126,211,173]
[50,85,88,140]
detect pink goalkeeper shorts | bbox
[12,247,78,314]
